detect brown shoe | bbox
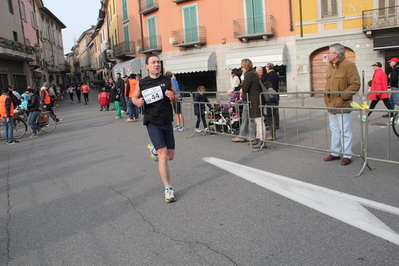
[341,158,352,165]
[266,135,276,141]
[232,137,246,142]
[252,141,266,149]
[324,155,340,161]
[248,139,259,145]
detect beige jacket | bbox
[324,56,360,113]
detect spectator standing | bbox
[126,74,140,122]
[388,57,399,123]
[241,58,266,149]
[193,86,212,133]
[0,88,18,144]
[323,43,360,166]
[230,70,240,90]
[115,73,126,113]
[166,71,186,131]
[109,77,122,119]
[98,88,110,111]
[264,63,280,129]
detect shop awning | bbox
[225,44,287,69]
[113,58,141,77]
[164,51,217,74]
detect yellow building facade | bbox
[294,0,399,93]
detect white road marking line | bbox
[203,157,399,245]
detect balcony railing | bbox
[138,35,162,54]
[113,41,136,58]
[171,26,206,47]
[362,5,399,31]
[139,0,159,14]
[233,15,275,40]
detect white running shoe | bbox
[196,128,203,133]
[146,143,159,162]
[165,188,176,202]
[178,126,186,131]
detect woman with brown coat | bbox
[241,58,266,149]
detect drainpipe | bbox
[299,0,303,37]
[289,0,294,32]
[138,0,144,51]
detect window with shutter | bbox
[321,0,338,18]
[245,0,265,34]
[147,16,157,49]
[122,0,128,22]
[123,25,130,52]
[183,4,198,43]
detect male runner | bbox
[132,55,178,202]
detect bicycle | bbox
[11,110,57,138]
[392,112,399,138]
[0,113,28,140]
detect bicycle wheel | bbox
[39,114,57,133]
[392,112,399,138]
[13,118,27,139]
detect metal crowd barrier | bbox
[175,90,398,177]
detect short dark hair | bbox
[263,81,273,88]
[146,54,160,65]
[27,88,34,93]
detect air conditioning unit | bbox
[169,37,177,44]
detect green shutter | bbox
[183,5,198,43]
[122,0,128,21]
[245,0,264,34]
[124,25,130,52]
[148,17,157,49]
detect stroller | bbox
[206,102,240,135]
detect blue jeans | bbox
[238,104,256,139]
[120,94,127,112]
[328,112,353,159]
[28,111,40,134]
[3,116,14,142]
[390,87,399,108]
[127,97,138,119]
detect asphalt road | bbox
[1,90,398,265]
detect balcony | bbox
[59,63,71,73]
[137,35,162,54]
[139,0,159,15]
[171,26,206,50]
[362,5,399,31]
[113,41,136,58]
[233,15,275,41]
[0,37,36,61]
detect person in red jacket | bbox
[98,88,110,111]
[81,83,91,105]
[358,62,394,122]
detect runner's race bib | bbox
[142,86,164,104]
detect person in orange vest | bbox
[126,74,140,122]
[0,88,18,144]
[81,83,91,105]
[40,82,61,122]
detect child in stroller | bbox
[206,100,240,135]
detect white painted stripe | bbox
[203,157,399,245]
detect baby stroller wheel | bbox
[206,125,216,135]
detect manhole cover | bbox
[90,121,112,127]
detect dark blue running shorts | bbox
[146,122,175,151]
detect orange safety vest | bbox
[0,94,14,117]
[40,88,51,104]
[128,79,138,98]
[81,84,90,93]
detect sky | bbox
[43,0,101,53]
